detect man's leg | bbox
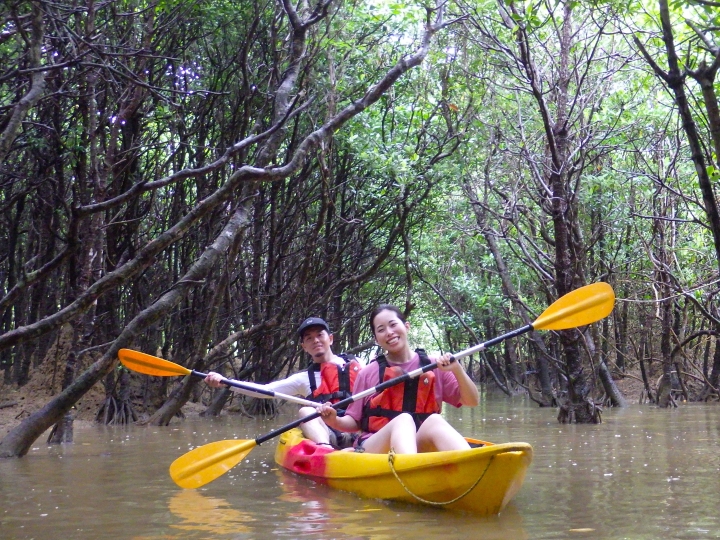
[298,406,332,444]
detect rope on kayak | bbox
[387,448,494,506]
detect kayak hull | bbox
[274,428,532,514]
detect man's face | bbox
[300,327,334,359]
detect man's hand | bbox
[204,372,225,388]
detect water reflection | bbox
[168,490,253,535]
[2,399,720,539]
[273,468,528,540]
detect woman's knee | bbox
[417,414,468,451]
[419,413,448,429]
[391,412,417,429]
[379,413,416,436]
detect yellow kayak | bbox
[274,428,532,514]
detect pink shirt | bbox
[345,351,463,426]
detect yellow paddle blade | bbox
[118,349,191,377]
[169,439,257,489]
[533,282,615,331]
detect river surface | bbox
[1,396,719,539]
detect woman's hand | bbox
[435,352,460,373]
[318,403,361,432]
[316,402,338,425]
[435,352,479,406]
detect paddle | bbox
[167,282,614,489]
[117,349,319,408]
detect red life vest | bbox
[361,349,440,433]
[307,354,360,404]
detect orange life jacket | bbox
[361,349,440,433]
[307,354,360,404]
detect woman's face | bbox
[372,309,410,353]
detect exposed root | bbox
[47,412,74,444]
[95,395,138,425]
[557,398,602,424]
[231,397,276,419]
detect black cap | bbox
[297,317,330,337]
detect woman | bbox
[318,304,479,454]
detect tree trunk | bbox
[201,387,232,417]
[635,0,720,275]
[145,374,197,426]
[546,3,599,423]
[598,361,627,408]
[0,3,491,455]
[699,334,720,401]
[47,352,77,444]
[0,352,116,458]
[656,293,677,408]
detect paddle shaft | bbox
[188,369,319,407]
[451,324,533,360]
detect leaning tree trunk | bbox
[598,361,627,408]
[145,373,198,426]
[0,350,117,458]
[635,0,720,288]
[201,387,232,417]
[0,208,250,457]
[668,26,720,276]
[592,321,627,408]
[147,204,246,425]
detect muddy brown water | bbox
[1,396,719,539]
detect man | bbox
[205,317,359,449]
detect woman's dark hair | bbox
[369,304,406,335]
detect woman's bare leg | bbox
[361,413,418,454]
[416,414,470,452]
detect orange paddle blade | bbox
[118,349,192,377]
[533,282,615,331]
[169,439,257,489]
